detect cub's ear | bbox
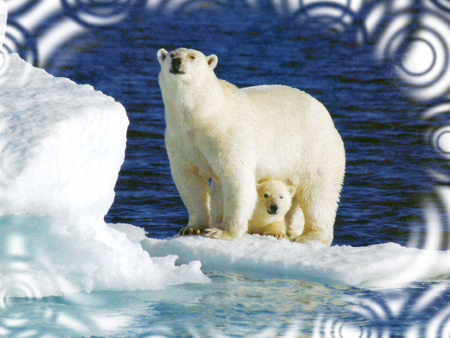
[288,185,296,197]
[157,49,169,66]
[206,54,218,70]
[256,181,266,190]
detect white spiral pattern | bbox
[0,21,37,65]
[422,104,450,183]
[0,273,41,311]
[372,7,450,101]
[61,0,143,27]
[313,314,387,338]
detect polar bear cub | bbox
[248,180,296,239]
[157,47,345,246]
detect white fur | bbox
[248,180,296,239]
[157,47,345,245]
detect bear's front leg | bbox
[203,174,257,240]
[170,163,211,236]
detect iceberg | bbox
[0,51,208,298]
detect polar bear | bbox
[248,180,297,239]
[157,47,345,246]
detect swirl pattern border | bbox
[2,0,450,336]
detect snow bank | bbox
[0,53,208,298]
[0,0,5,49]
[138,232,450,288]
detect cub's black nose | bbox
[268,204,279,215]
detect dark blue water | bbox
[44,6,432,247]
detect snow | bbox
[0,53,208,298]
[139,231,450,288]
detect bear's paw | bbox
[202,228,235,240]
[179,226,206,236]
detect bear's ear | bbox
[157,49,169,66]
[288,185,296,197]
[206,54,218,70]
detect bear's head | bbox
[157,48,218,82]
[255,180,295,219]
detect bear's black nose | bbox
[268,204,279,215]
[171,57,184,74]
[172,57,182,66]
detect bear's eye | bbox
[189,55,195,60]
[264,193,269,198]
[279,195,283,199]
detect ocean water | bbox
[3,1,450,337]
[47,9,431,247]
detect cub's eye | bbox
[264,193,269,198]
[279,195,284,199]
[189,55,195,60]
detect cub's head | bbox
[157,48,218,81]
[255,180,295,218]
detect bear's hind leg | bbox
[293,191,338,246]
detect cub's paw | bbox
[270,232,288,240]
[202,228,234,240]
[259,222,287,240]
[178,226,206,236]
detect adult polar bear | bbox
[157,47,345,245]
